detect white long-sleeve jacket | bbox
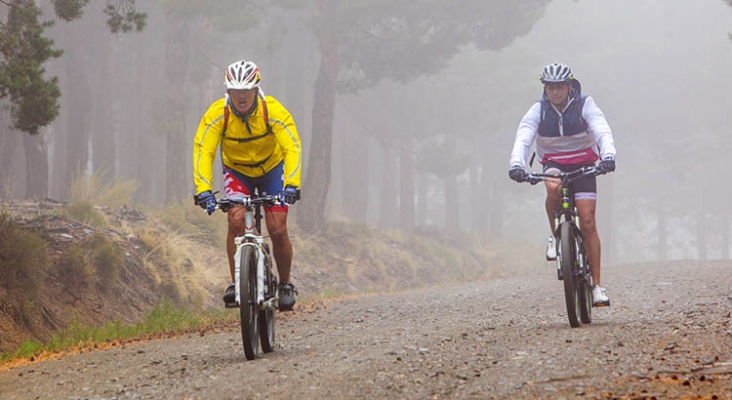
[509,93,616,169]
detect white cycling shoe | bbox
[546,236,557,261]
[592,285,610,307]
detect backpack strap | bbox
[222,105,229,135]
[259,92,273,135]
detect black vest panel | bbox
[538,94,588,138]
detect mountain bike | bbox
[216,195,282,360]
[524,166,605,328]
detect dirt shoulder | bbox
[1,260,730,399]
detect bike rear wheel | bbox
[559,222,580,328]
[259,252,276,353]
[239,245,259,360]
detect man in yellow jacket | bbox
[192,59,302,311]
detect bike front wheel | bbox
[239,245,259,360]
[559,222,580,328]
[259,252,276,353]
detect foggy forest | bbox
[2,0,732,266]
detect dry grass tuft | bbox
[69,168,138,207]
[0,212,49,322]
[135,214,223,310]
[150,200,228,247]
[59,201,107,228]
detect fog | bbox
[1,0,731,266]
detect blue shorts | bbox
[223,161,287,212]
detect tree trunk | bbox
[340,113,369,224]
[445,175,460,235]
[297,1,339,233]
[469,163,484,235]
[0,108,17,198]
[488,174,504,238]
[91,36,115,177]
[697,212,707,260]
[723,213,730,260]
[23,134,49,199]
[378,140,398,230]
[283,24,315,154]
[163,19,191,203]
[416,173,428,227]
[657,197,667,261]
[63,34,93,196]
[49,107,67,200]
[134,6,167,205]
[399,136,415,233]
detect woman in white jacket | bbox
[508,62,616,307]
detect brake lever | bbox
[527,175,542,185]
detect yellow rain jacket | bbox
[193,94,302,195]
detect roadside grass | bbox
[296,221,528,293]
[0,212,48,295]
[58,201,108,228]
[298,285,343,304]
[57,232,125,298]
[69,168,138,207]
[151,200,228,247]
[0,299,237,364]
[56,169,139,228]
[136,224,208,308]
[0,212,49,324]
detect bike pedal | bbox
[592,301,610,308]
[225,302,239,309]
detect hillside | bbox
[0,199,537,355]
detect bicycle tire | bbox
[259,252,275,353]
[577,235,592,324]
[239,245,259,360]
[559,222,580,328]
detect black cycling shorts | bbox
[542,162,597,200]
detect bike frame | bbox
[231,197,278,311]
[554,172,584,272]
[529,166,595,234]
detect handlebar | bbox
[524,166,606,186]
[216,195,284,212]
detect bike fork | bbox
[257,247,265,308]
[234,241,243,306]
[255,245,280,311]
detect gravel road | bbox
[1,260,731,400]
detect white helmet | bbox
[224,59,261,90]
[540,62,573,83]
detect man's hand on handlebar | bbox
[281,185,300,205]
[194,190,218,215]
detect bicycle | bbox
[216,194,282,360]
[523,166,606,328]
